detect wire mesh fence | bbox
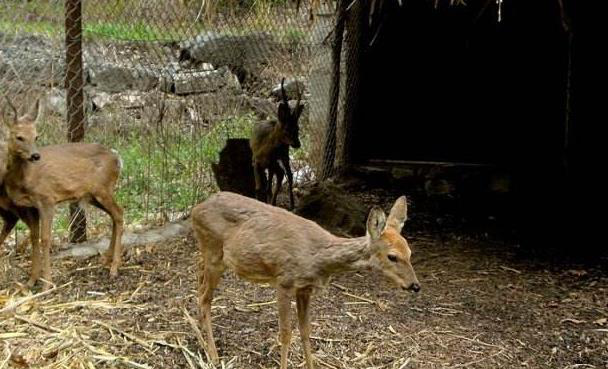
[1,0,353,244]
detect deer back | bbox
[193,192,335,286]
[6,143,121,206]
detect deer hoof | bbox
[109,267,119,278]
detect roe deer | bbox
[0,188,39,256]
[1,109,39,256]
[2,99,124,289]
[250,78,303,210]
[192,192,420,369]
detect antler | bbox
[280,77,289,106]
[295,79,302,108]
[4,96,18,123]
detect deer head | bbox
[277,78,304,149]
[366,196,420,293]
[3,98,41,162]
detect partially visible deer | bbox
[1,112,39,256]
[250,78,303,210]
[2,98,124,289]
[0,187,39,256]
[192,192,420,369]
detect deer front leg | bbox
[199,254,224,363]
[296,287,315,369]
[37,206,55,290]
[271,164,285,206]
[22,211,40,288]
[277,287,293,369]
[253,162,268,203]
[281,157,295,210]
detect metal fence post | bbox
[65,0,87,243]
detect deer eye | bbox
[16,136,24,142]
[35,136,39,141]
[388,254,398,263]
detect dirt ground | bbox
[1,190,607,369]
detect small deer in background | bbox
[2,98,124,289]
[250,78,303,210]
[192,192,420,369]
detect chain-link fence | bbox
[1,0,357,243]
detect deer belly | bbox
[223,251,278,284]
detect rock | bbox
[90,91,113,111]
[270,79,305,101]
[45,88,94,117]
[160,67,240,95]
[87,63,159,93]
[295,182,368,237]
[179,31,278,83]
[211,138,256,198]
[0,32,65,87]
[241,96,277,119]
[45,88,67,117]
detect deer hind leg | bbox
[296,287,315,369]
[281,157,295,210]
[198,245,224,363]
[277,287,293,369]
[271,164,285,206]
[0,210,18,250]
[91,194,124,277]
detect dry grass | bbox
[1,190,607,368]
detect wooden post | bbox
[321,0,347,180]
[65,0,87,243]
[341,0,366,170]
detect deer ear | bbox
[386,196,408,233]
[277,102,290,124]
[366,206,386,240]
[3,97,18,127]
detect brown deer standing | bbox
[1,109,39,256]
[2,99,124,289]
[250,78,303,210]
[192,192,420,369]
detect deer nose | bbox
[292,140,301,149]
[407,283,421,293]
[30,153,41,161]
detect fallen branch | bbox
[54,220,191,260]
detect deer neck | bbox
[317,236,375,275]
[269,121,286,148]
[5,152,28,187]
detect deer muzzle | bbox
[29,152,41,162]
[403,282,421,293]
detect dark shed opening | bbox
[355,0,570,168]
[336,0,594,250]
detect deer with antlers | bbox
[192,192,420,369]
[250,78,303,210]
[2,98,124,289]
